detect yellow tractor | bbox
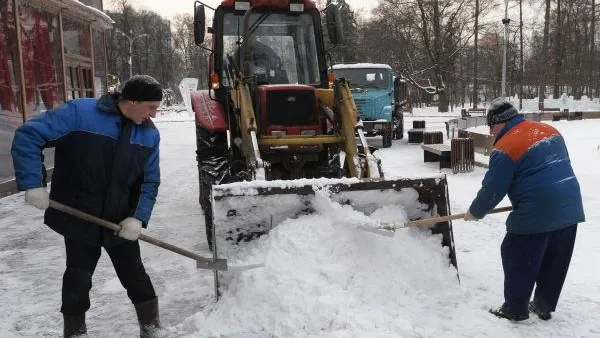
[191,0,457,293]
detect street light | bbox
[115,29,148,78]
[501,0,510,98]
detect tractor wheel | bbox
[199,170,214,251]
[382,128,393,148]
[328,152,345,178]
[196,125,229,251]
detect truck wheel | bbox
[382,128,393,148]
[393,112,404,140]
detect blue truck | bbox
[332,63,404,148]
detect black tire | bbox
[196,125,228,251]
[328,152,345,178]
[393,111,404,140]
[382,128,393,148]
[198,170,214,251]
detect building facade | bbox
[0,0,113,182]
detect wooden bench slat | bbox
[422,144,451,155]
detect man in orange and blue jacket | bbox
[464,98,584,321]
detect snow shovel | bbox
[48,200,229,271]
[360,206,513,235]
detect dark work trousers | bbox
[60,237,156,315]
[501,224,578,316]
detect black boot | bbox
[529,301,552,320]
[134,298,161,338]
[63,314,86,337]
[489,304,529,321]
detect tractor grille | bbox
[266,90,317,126]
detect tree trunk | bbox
[590,0,596,98]
[553,0,562,99]
[473,0,479,108]
[540,0,551,109]
[519,0,523,109]
[438,90,449,113]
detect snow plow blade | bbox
[210,175,457,264]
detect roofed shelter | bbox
[0,0,113,184]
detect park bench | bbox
[422,143,451,169]
[423,131,443,144]
[461,107,486,117]
[469,108,486,114]
[408,128,425,143]
[413,120,426,129]
[408,120,427,143]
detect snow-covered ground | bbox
[1,107,599,337]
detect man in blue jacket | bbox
[464,98,584,321]
[11,75,163,337]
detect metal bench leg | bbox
[424,151,439,162]
[439,151,451,169]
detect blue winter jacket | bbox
[468,115,584,234]
[11,93,160,247]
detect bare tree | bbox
[171,14,211,89]
[473,0,480,108]
[539,0,551,108]
[519,0,524,109]
[552,0,563,98]
[590,0,596,97]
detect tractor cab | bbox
[194,0,342,90]
[227,11,322,87]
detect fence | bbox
[447,110,600,156]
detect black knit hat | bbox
[121,75,163,102]
[486,98,518,126]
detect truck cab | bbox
[332,63,403,148]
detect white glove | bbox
[118,217,142,240]
[463,210,479,221]
[25,187,49,210]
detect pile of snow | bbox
[180,191,459,337]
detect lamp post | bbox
[115,29,148,78]
[501,0,510,98]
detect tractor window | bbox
[333,68,392,90]
[221,11,321,86]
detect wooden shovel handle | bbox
[48,200,228,271]
[406,206,513,227]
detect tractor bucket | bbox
[209,175,458,298]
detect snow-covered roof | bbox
[59,0,114,29]
[332,63,393,70]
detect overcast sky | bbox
[104,0,538,28]
[105,0,379,20]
